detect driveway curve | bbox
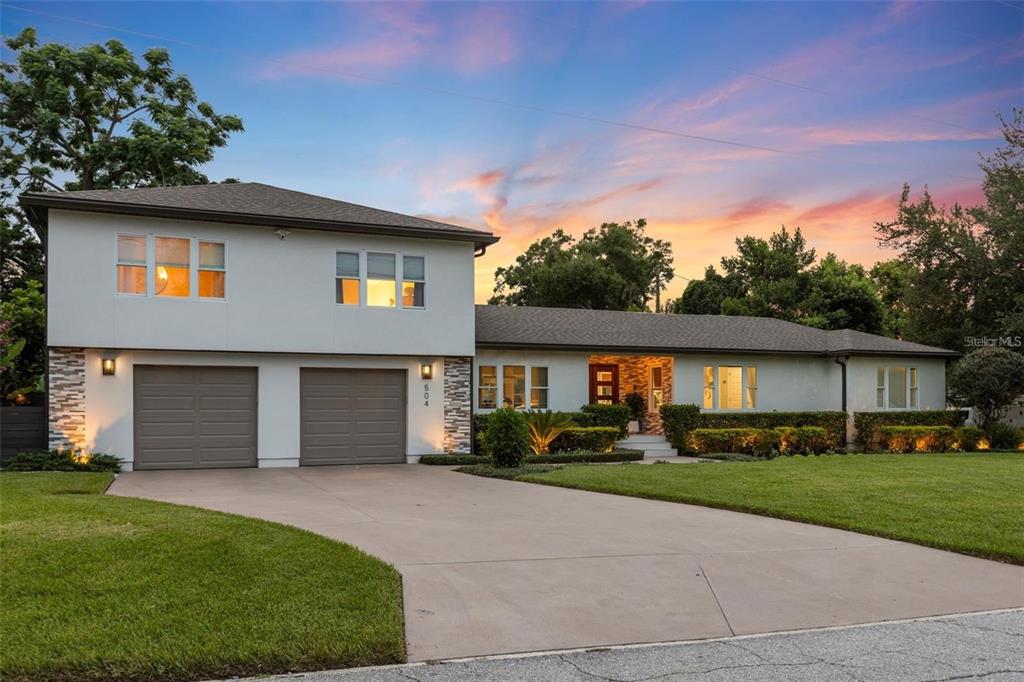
[109,465,1024,661]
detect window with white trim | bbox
[909,368,918,408]
[877,366,918,409]
[650,366,664,409]
[367,252,397,307]
[336,251,361,305]
[503,366,526,409]
[402,255,425,308]
[478,365,497,409]
[155,237,190,297]
[702,365,758,411]
[116,235,147,294]
[198,241,226,299]
[745,367,757,409]
[531,367,549,409]
[703,366,714,409]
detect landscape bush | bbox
[698,411,847,446]
[984,421,1024,450]
[660,404,700,450]
[953,426,986,451]
[686,426,836,457]
[481,408,530,467]
[525,410,574,454]
[853,410,967,449]
[420,449,643,466]
[577,403,631,438]
[550,426,620,453]
[877,425,957,453]
[2,449,121,472]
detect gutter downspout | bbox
[834,356,850,447]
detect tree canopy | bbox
[669,226,885,334]
[489,219,674,311]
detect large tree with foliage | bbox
[874,109,1024,352]
[948,347,1024,429]
[670,226,884,333]
[489,219,674,311]
[0,27,243,404]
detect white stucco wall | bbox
[47,209,476,356]
[473,349,591,412]
[846,356,947,412]
[83,349,445,469]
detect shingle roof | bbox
[475,305,958,357]
[20,182,498,248]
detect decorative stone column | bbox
[48,347,86,451]
[443,357,472,454]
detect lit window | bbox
[909,368,918,408]
[367,253,396,307]
[402,255,425,308]
[479,365,497,409]
[336,251,361,305]
[745,367,757,409]
[650,366,664,408]
[198,241,225,299]
[877,368,885,408]
[719,366,742,409]
[503,366,525,409]
[703,366,714,409]
[531,367,548,409]
[889,367,907,408]
[117,235,146,294]
[155,237,190,297]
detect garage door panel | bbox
[300,368,405,465]
[134,365,257,470]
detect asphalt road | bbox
[236,609,1024,682]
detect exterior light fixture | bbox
[101,358,116,376]
[273,228,291,240]
[420,362,433,381]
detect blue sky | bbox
[3,1,1021,299]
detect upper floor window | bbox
[367,253,397,307]
[335,250,427,309]
[117,234,225,300]
[336,251,361,305]
[877,366,917,409]
[402,256,425,308]
[116,235,146,295]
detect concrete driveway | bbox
[108,465,1024,662]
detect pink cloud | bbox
[726,196,792,221]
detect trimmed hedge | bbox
[420,449,644,466]
[956,426,986,451]
[686,426,836,457]
[876,425,993,453]
[577,403,630,438]
[660,404,700,450]
[550,426,620,453]
[2,449,121,472]
[854,410,968,449]
[698,411,846,446]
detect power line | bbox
[2,3,987,183]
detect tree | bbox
[0,280,45,401]
[875,109,1024,352]
[869,260,917,338]
[489,219,674,311]
[671,226,884,333]
[948,347,1024,429]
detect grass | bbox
[515,453,1024,565]
[0,472,405,682]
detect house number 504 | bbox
[423,383,430,407]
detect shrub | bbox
[578,403,630,438]
[2,449,121,472]
[697,411,847,446]
[660,404,700,450]
[948,347,1024,429]
[984,421,1023,450]
[854,410,967,450]
[550,426,620,453]
[686,428,775,456]
[529,449,643,464]
[953,426,986,452]
[471,414,489,453]
[624,392,646,422]
[419,454,487,465]
[877,425,956,453]
[525,411,574,455]
[481,408,530,467]
[775,426,835,455]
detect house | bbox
[21,183,958,470]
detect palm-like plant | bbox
[526,411,574,455]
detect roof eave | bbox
[827,348,960,358]
[19,193,500,248]
[474,341,828,357]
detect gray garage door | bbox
[300,368,406,465]
[133,365,258,470]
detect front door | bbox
[589,364,619,405]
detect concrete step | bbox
[620,434,670,443]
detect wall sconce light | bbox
[101,358,116,376]
[420,362,433,381]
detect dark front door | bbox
[589,364,619,405]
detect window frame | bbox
[718,365,744,411]
[909,367,918,408]
[115,233,149,297]
[878,366,916,410]
[475,362,551,412]
[333,249,428,311]
[502,365,527,409]
[154,235,193,298]
[115,234,228,301]
[650,365,664,409]
[702,364,758,412]
[197,240,227,300]
[401,254,427,309]
[335,250,362,307]
[478,365,498,409]
[531,366,549,409]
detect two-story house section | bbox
[21,183,498,470]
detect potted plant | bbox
[624,391,646,434]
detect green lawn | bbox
[517,453,1024,565]
[0,472,405,682]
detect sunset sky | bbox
[3,1,1021,301]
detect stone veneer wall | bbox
[443,356,472,453]
[589,354,673,434]
[48,347,86,450]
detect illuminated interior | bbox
[401,281,424,307]
[336,278,360,305]
[199,270,225,298]
[367,278,396,307]
[198,241,225,298]
[719,366,742,409]
[117,235,147,294]
[155,237,190,297]
[367,253,396,307]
